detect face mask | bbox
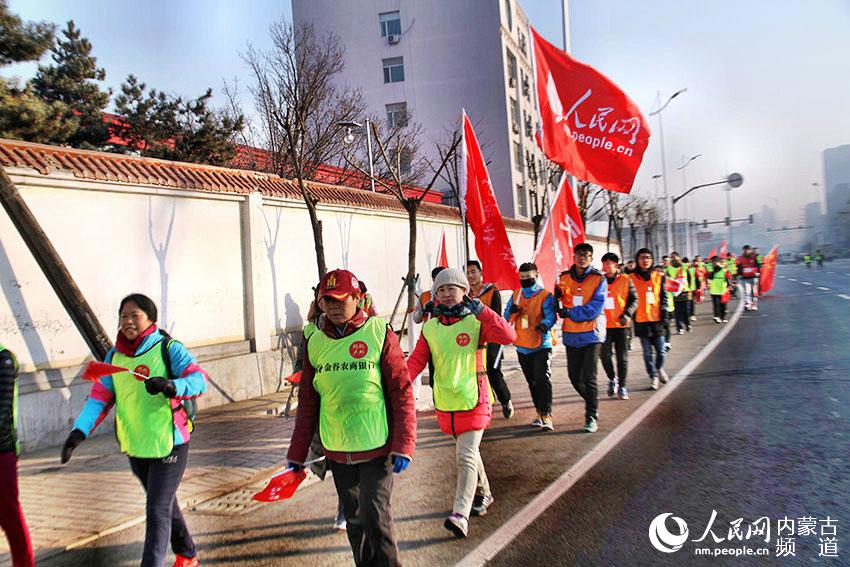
[520,278,536,288]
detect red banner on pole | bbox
[707,246,718,259]
[758,245,779,294]
[436,230,449,268]
[533,173,585,290]
[461,112,519,290]
[531,26,650,194]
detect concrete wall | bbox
[1,167,552,450]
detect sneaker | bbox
[471,493,494,516]
[334,508,347,531]
[172,555,200,567]
[744,304,751,311]
[583,417,598,433]
[665,342,672,352]
[540,415,554,431]
[617,387,629,400]
[444,513,468,538]
[531,415,543,428]
[607,379,617,398]
[676,329,684,335]
[658,369,669,384]
[501,400,514,419]
[751,305,758,311]
[714,317,721,324]
[690,315,697,321]
[722,319,729,323]
[650,377,659,390]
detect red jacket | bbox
[407,305,517,436]
[287,310,416,465]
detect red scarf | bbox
[115,324,158,356]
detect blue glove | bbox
[391,455,410,474]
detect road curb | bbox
[458,299,746,567]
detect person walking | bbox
[504,262,557,430]
[407,268,516,538]
[61,294,206,567]
[555,243,607,433]
[466,261,514,419]
[707,256,732,323]
[668,252,693,334]
[599,253,638,400]
[0,344,34,567]
[412,267,446,325]
[737,245,761,311]
[287,269,415,566]
[630,249,669,390]
[815,249,825,269]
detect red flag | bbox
[436,230,449,268]
[252,468,308,502]
[758,246,779,294]
[720,240,728,259]
[707,246,718,259]
[530,26,650,194]
[665,278,685,296]
[81,361,130,382]
[461,112,519,289]
[533,173,585,289]
[284,370,302,385]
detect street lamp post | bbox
[652,173,664,256]
[677,153,702,257]
[650,88,687,256]
[338,119,375,192]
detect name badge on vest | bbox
[646,292,656,305]
[521,316,529,329]
[572,295,583,307]
[604,295,615,310]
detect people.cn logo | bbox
[349,341,369,359]
[133,365,150,381]
[648,513,689,553]
[456,333,471,347]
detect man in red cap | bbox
[287,269,416,567]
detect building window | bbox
[504,0,513,30]
[514,141,523,172]
[379,11,401,37]
[506,49,517,87]
[382,57,405,83]
[386,102,408,128]
[399,148,412,176]
[510,97,520,133]
[519,32,527,55]
[516,184,528,217]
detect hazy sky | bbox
[4,0,849,225]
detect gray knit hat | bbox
[432,267,469,293]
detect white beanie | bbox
[432,267,469,293]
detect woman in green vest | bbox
[706,257,732,323]
[406,268,517,538]
[60,294,207,567]
[1,344,34,567]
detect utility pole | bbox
[0,167,112,360]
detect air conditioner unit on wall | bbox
[388,34,400,44]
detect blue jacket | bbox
[503,283,557,354]
[558,266,607,348]
[74,329,207,446]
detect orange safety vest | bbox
[557,271,603,333]
[630,271,662,323]
[473,284,497,309]
[509,289,552,349]
[420,290,433,322]
[604,274,631,329]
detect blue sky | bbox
[4,0,849,224]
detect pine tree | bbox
[31,20,111,147]
[0,0,54,65]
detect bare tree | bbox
[244,22,366,279]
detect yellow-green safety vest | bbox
[307,317,389,453]
[423,315,483,412]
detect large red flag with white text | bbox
[531,26,650,194]
[461,112,519,289]
[533,173,585,290]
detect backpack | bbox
[159,330,197,431]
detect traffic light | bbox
[725,216,730,226]
[748,214,754,224]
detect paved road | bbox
[491,260,850,566]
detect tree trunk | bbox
[405,203,418,314]
[304,195,327,279]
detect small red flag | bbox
[707,246,718,259]
[436,230,449,268]
[665,278,685,296]
[720,241,728,259]
[81,361,130,382]
[531,26,650,194]
[284,370,302,385]
[252,468,308,502]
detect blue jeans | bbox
[640,335,666,378]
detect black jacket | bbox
[0,348,18,454]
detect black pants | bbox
[674,301,690,331]
[600,328,628,388]
[486,343,511,405]
[662,310,672,342]
[330,456,400,567]
[566,343,600,420]
[712,294,727,320]
[517,348,552,415]
[128,443,195,567]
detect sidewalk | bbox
[3,301,733,566]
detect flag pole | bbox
[459,110,470,267]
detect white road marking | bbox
[458,302,747,567]
[838,294,850,301]
[801,281,812,286]
[817,286,831,291]
[789,278,797,282]
[778,275,786,279]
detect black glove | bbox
[288,461,304,472]
[557,307,570,318]
[618,315,631,326]
[534,323,548,333]
[60,429,86,464]
[462,296,485,315]
[508,303,520,315]
[144,377,177,398]
[423,301,434,315]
